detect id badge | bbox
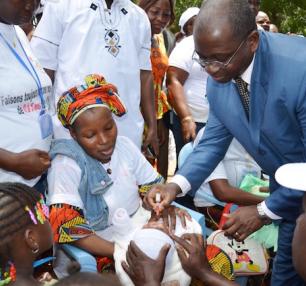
[38,111,53,139]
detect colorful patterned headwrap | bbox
[57,74,127,128]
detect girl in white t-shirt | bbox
[48,74,163,276]
[0,0,53,189]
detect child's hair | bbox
[0,182,43,265]
[54,272,122,286]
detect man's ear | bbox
[24,228,39,253]
[249,30,259,53]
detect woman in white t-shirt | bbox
[167,35,209,159]
[0,0,53,190]
[48,75,164,276]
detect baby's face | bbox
[143,214,171,235]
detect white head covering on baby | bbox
[133,228,175,262]
[113,207,202,286]
[179,7,200,34]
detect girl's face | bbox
[183,16,197,37]
[0,0,39,25]
[147,0,172,35]
[70,107,117,163]
[36,220,53,253]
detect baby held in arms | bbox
[112,206,202,286]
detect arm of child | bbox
[209,179,264,205]
[72,235,114,258]
[50,204,114,258]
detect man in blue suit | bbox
[146,0,306,285]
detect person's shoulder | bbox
[116,136,140,152]
[261,31,306,59]
[182,35,195,45]
[169,35,194,64]
[15,25,29,44]
[125,1,147,18]
[122,1,150,32]
[44,0,86,11]
[175,35,195,50]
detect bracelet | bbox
[181,116,193,123]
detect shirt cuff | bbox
[169,174,191,197]
[260,201,282,220]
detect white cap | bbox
[178,7,200,34]
[275,163,306,191]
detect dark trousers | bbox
[34,173,48,196]
[271,220,306,286]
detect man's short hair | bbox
[198,0,257,41]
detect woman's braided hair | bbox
[0,182,41,265]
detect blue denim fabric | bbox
[272,220,306,286]
[49,139,112,231]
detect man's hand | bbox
[122,241,170,286]
[172,233,238,286]
[181,117,196,143]
[13,149,51,179]
[222,205,264,241]
[171,233,209,280]
[143,183,182,215]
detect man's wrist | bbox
[198,268,220,284]
[146,122,157,133]
[256,203,272,225]
[167,182,182,197]
[169,175,191,195]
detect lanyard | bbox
[0,28,46,112]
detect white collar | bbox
[240,55,255,85]
[102,0,127,8]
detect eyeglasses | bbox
[192,36,248,70]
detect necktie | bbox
[235,77,250,119]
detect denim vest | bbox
[49,139,113,231]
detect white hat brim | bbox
[275,163,306,191]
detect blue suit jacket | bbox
[178,32,306,221]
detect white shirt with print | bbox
[0,23,52,186]
[31,0,152,148]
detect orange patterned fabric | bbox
[206,244,235,281]
[57,74,126,128]
[151,35,171,120]
[49,204,94,243]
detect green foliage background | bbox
[171,0,306,35]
